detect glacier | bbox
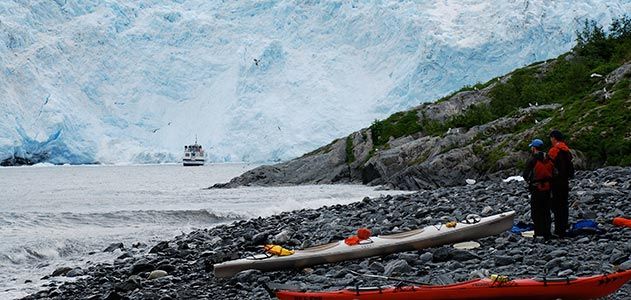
[1,0,629,164]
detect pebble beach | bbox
[22,167,631,299]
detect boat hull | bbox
[182,159,205,166]
[213,211,515,278]
[275,270,631,300]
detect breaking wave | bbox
[0,209,242,230]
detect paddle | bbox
[348,270,431,286]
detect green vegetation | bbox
[431,16,631,167]
[436,17,629,123]
[346,16,630,169]
[436,77,499,103]
[370,110,422,147]
[445,104,496,130]
[544,75,631,167]
[345,136,356,164]
[539,17,631,167]
[471,140,509,172]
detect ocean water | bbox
[0,163,406,299]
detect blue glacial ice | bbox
[0,0,629,164]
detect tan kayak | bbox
[213,211,515,278]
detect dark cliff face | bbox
[214,60,630,190]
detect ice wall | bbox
[1,0,629,164]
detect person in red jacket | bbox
[522,139,554,240]
[548,130,575,237]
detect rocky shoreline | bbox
[23,166,631,299]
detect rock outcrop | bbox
[214,60,630,190]
[213,84,501,189]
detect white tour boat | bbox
[183,139,205,166]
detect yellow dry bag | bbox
[263,244,294,256]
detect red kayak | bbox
[275,270,631,300]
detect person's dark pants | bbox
[551,180,570,236]
[530,189,552,240]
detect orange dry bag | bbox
[613,217,631,228]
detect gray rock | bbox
[51,267,72,277]
[469,269,490,279]
[369,262,385,273]
[494,256,515,267]
[104,242,125,252]
[132,242,147,248]
[558,269,574,277]
[398,253,420,265]
[147,270,168,280]
[419,252,433,263]
[234,269,262,282]
[433,274,455,285]
[610,252,629,265]
[156,264,176,273]
[116,252,132,260]
[545,257,564,269]
[130,262,154,275]
[103,291,124,300]
[482,206,494,215]
[114,275,142,292]
[548,250,568,258]
[451,250,479,262]
[65,267,84,277]
[384,259,411,276]
[273,230,292,244]
[432,247,453,263]
[577,237,590,243]
[149,241,170,254]
[328,269,348,278]
[619,260,631,271]
[212,137,356,188]
[252,232,269,245]
[358,260,369,269]
[152,275,176,285]
[304,274,328,284]
[208,236,223,246]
